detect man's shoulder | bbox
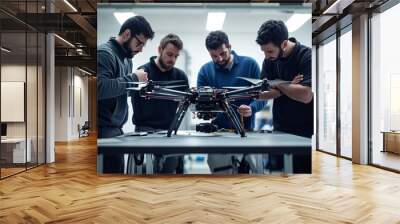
[174,67,187,76]
[98,43,116,59]
[294,44,311,60]
[98,42,112,52]
[238,54,258,65]
[137,61,151,70]
[198,61,214,74]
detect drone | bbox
[126,77,290,137]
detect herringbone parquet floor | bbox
[1,135,400,223]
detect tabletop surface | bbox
[97,131,311,154]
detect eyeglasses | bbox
[133,35,146,48]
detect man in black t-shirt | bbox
[256,20,313,173]
[130,34,189,173]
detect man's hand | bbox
[134,69,148,82]
[237,105,252,117]
[258,88,282,100]
[291,74,303,84]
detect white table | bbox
[1,138,31,163]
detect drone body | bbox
[125,77,290,137]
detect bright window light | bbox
[206,12,226,31]
[114,12,136,25]
[63,0,78,12]
[1,47,11,53]
[78,67,92,76]
[286,14,311,33]
[54,34,75,48]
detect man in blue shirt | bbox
[197,31,266,173]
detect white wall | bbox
[54,67,89,141]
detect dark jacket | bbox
[131,56,189,130]
[261,38,313,138]
[97,38,138,132]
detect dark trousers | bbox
[98,127,125,173]
[270,129,312,173]
[135,126,183,174]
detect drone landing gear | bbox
[221,101,246,137]
[167,100,191,137]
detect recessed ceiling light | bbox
[285,14,311,33]
[1,47,11,53]
[54,34,75,48]
[114,12,136,25]
[63,0,78,12]
[206,12,226,31]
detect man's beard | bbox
[159,57,173,71]
[273,48,284,61]
[216,59,229,68]
[122,37,134,59]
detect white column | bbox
[352,14,369,164]
[46,32,55,163]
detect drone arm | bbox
[153,86,192,97]
[224,85,263,97]
[258,88,282,100]
[167,100,191,137]
[142,92,185,101]
[221,101,246,137]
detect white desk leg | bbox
[97,154,104,174]
[146,154,153,174]
[255,154,263,174]
[127,154,134,174]
[283,153,293,174]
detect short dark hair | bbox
[160,33,183,50]
[256,20,288,46]
[205,30,229,50]
[118,15,154,39]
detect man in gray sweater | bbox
[97,16,154,173]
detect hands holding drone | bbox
[134,69,148,82]
[258,74,313,104]
[237,105,252,117]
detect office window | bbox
[317,36,337,154]
[0,0,47,179]
[371,2,400,171]
[1,31,28,178]
[339,28,352,158]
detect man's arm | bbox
[248,60,266,113]
[276,51,313,104]
[97,50,138,100]
[276,83,313,104]
[197,66,209,87]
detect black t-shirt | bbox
[261,38,313,138]
[130,56,189,130]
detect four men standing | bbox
[97,15,313,174]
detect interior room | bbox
[97,3,312,174]
[0,0,399,223]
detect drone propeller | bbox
[237,77,262,85]
[152,80,187,85]
[222,86,248,90]
[238,77,291,87]
[122,80,186,85]
[126,87,144,91]
[122,81,147,85]
[162,85,188,89]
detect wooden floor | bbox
[1,135,400,223]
